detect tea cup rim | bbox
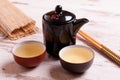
[59,45,94,64]
[12,40,46,58]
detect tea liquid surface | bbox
[14,43,44,58]
[61,47,93,63]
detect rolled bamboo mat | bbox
[0,0,38,40]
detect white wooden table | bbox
[0,0,120,80]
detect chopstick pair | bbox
[78,30,120,66]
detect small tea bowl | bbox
[59,45,94,73]
[12,41,46,68]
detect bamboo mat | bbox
[0,0,38,40]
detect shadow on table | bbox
[2,61,32,75]
[50,65,84,80]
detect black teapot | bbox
[42,5,89,58]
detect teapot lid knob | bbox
[55,5,62,14]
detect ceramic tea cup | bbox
[59,45,94,73]
[12,41,46,68]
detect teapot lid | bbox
[43,5,76,25]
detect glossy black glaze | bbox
[55,5,62,14]
[60,58,94,73]
[59,45,94,73]
[43,20,76,58]
[42,5,89,58]
[43,11,75,25]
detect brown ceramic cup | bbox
[59,45,94,73]
[12,41,46,68]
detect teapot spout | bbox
[73,18,89,34]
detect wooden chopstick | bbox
[78,30,120,66]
